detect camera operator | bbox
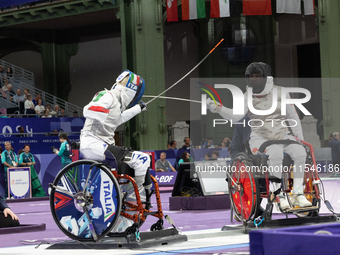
[52,133,72,169]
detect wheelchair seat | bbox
[104,145,135,177]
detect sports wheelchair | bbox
[228,139,326,227]
[49,147,165,242]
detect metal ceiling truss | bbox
[0,0,117,28]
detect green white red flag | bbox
[182,0,206,20]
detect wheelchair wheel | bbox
[50,160,121,241]
[228,153,261,222]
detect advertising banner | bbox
[150,170,177,186]
[8,167,31,199]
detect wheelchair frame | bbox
[49,159,165,242]
[228,140,325,228]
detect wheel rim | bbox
[50,160,121,241]
[230,159,256,221]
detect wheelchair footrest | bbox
[46,228,187,249]
[245,214,339,232]
[285,206,319,213]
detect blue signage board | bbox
[0,0,40,8]
[0,117,84,136]
[0,136,80,154]
[0,117,84,154]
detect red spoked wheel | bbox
[228,153,261,222]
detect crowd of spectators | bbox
[0,65,79,118]
[163,136,233,171]
[0,0,64,12]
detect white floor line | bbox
[0,228,249,255]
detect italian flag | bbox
[182,0,206,20]
[210,0,230,18]
[130,73,140,87]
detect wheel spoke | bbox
[82,167,93,194]
[65,172,80,193]
[83,206,99,242]
[50,184,75,197]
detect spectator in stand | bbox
[0,78,11,98]
[155,152,176,172]
[0,193,19,228]
[59,108,67,117]
[34,98,45,116]
[16,126,27,137]
[6,67,13,79]
[323,133,333,148]
[6,84,15,100]
[13,89,25,114]
[1,78,8,92]
[73,111,79,117]
[328,132,340,175]
[19,144,46,197]
[169,140,177,153]
[13,89,24,104]
[1,142,18,197]
[23,88,29,101]
[50,129,59,136]
[211,150,220,159]
[53,105,61,117]
[32,93,43,106]
[178,151,193,166]
[219,137,231,148]
[203,137,214,148]
[47,104,56,116]
[0,66,3,87]
[41,109,52,118]
[24,94,35,117]
[181,137,193,149]
[204,153,211,161]
[167,141,171,150]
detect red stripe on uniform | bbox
[135,75,140,86]
[89,105,109,113]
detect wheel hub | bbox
[74,192,94,212]
[235,182,244,196]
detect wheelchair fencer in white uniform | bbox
[207,62,312,210]
[79,70,151,191]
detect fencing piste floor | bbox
[1,177,340,255]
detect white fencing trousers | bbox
[80,135,150,178]
[250,135,307,194]
[80,135,108,162]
